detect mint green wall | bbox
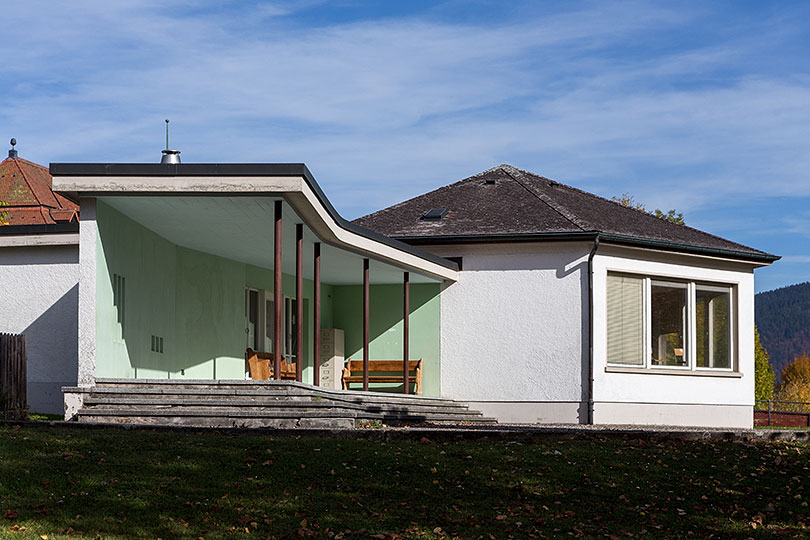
[95,202,329,382]
[96,201,178,378]
[331,284,441,396]
[174,247,245,379]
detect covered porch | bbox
[52,163,457,398]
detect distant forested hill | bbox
[755,282,810,379]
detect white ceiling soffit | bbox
[98,195,443,285]
[52,172,457,283]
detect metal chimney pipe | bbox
[160,149,181,164]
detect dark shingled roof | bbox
[353,164,778,263]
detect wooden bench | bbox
[246,348,297,380]
[341,359,423,395]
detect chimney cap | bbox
[8,138,17,159]
[160,149,181,164]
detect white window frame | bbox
[607,272,735,373]
[693,282,735,372]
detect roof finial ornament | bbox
[8,138,17,159]
[160,119,181,164]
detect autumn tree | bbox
[780,353,810,386]
[775,352,810,412]
[611,193,685,225]
[0,201,8,226]
[754,326,775,402]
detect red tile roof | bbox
[0,156,79,226]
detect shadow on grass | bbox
[0,425,808,539]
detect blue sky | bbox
[3,1,809,292]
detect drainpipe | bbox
[587,234,600,425]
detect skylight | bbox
[421,208,448,220]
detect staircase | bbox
[64,378,497,429]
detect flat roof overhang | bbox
[50,163,458,283]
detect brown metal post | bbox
[295,224,304,382]
[403,271,410,394]
[273,201,283,380]
[363,258,370,391]
[313,242,321,387]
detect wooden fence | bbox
[0,333,27,420]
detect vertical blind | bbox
[606,274,644,366]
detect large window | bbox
[606,273,734,371]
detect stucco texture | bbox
[0,244,78,413]
[424,242,590,410]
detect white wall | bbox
[592,245,758,428]
[0,243,79,414]
[422,242,590,423]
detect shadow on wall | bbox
[22,284,79,414]
[334,283,436,356]
[573,260,590,424]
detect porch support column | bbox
[363,258,370,391]
[295,224,304,382]
[273,201,283,380]
[313,242,321,387]
[403,271,410,394]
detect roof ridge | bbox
[5,156,59,209]
[545,172,770,255]
[498,165,772,256]
[355,166,516,221]
[500,166,590,231]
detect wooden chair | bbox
[246,348,297,380]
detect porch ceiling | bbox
[99,195,440,285]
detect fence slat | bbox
[0,333,27,419]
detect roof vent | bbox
[484,178,496,185]
[160,119,180,164]
[8,138,17,159]
[161,149,181,164]
[421,208,448,220]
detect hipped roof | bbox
[354,164,777,263]
[0,156,78,225]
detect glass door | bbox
[284,296,297,365]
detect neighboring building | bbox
[355,165,778,427]
[0,145,79,414]
[47,159,776,428]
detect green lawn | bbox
[0,425,808,539]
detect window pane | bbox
[264,298,274,353]
[696,287,731,368]
[606,275,644,366]
[247,290,259,350]
[651,282,687,366]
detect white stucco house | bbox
[354,164,778,428]
[5,151,778,428]
[0,147,79,414]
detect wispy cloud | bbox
[2,1,809,288]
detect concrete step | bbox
[71,379,498,428]
[82,397,483,416]
[78,407,498,426]
[78,414,357,429]
[90,379,460,405]
[85,388,474,410]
